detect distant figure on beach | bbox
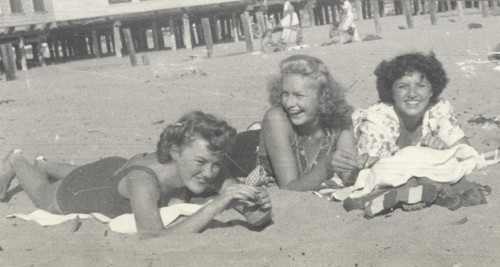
[261,30,286,53]
[227,55,363,191]
[279,0,303,46]
[345,52,490,217]
[322,0,360,46]
[0,111,272,239]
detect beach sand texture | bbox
[0,12,499,267]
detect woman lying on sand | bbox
[346,52,490,217]
[228,55,364,191]
[0,111,272,239]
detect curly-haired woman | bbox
[232,55,362,191]
[349,52,489,217]
[0,111,272,239]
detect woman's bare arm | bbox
[126,170,263,239]
[262,107,333,191]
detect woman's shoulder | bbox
[427,98,456,117]
[353,102,397,121]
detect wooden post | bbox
[429,0,437,25]
[37,38,46,67]
[182,13,193,49]
[481,0,489,17]
[201,17,213,58]
[123,28,138,67]
[91,29,101,58]
[105,35,112,54]
[231,12,240,42]
[113,21,123,58]
[456,0,464,21]
[355,0,363,19]
[151,21,160,51]
[17,36,28,71]
[371,0,382,35]
[214,17,222,43]
[308,8,316,26]
[168,17,177,51]
[401,0,413,28]
[0,44,17,81]
[61,37,68,58]
[240,12,253,52]
[256,11,267,36]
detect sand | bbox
[0,11,499,267]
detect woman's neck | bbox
[296,122,324,140]
[397,113,422,133]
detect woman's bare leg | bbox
[34,156,80,181]
[7,149,61,212]
[0,150,17,201]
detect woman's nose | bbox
[201,164,214,179]
[285,95,296,108]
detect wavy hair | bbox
[374,51,448,104]
[268,54,353,130]
[156,111,236,164]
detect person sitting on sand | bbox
[227,55,363,191]
[346,52,490,217]
[322,0,360,46]
[0,111,272,239]
[261,30,286,53]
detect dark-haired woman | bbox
[350,52,488,216]
[0,111,272,239]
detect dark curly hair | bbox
[268,54,353,130]
[374,52,448,104]
[156,111,237,164]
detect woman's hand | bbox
[358,153,380,169]
[215,184,262,211]
[328,149,364,174]
[241,187,273,228]
[422,133,448,150]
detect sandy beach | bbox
[0,11,499,267]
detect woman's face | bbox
[392,71,433,119]
[174,137,222,194]
[281,75,321,127]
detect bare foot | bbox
[0,149,21,202]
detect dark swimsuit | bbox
[55,156,159,218]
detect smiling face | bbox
[281,74,321,128]
[392,71,433,120]
[172,137,222,194]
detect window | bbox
[109,0,132,4]
[10,0,23,13]
[33,0,45,12]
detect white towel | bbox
[334,144,499,200]
[5,203,205,234]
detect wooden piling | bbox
[201,17,214,58]
[240,12,253,52]
[481,0,489,17]
[371,0,382,35]
[0,43,17,81]
[429,0,438,25]
[123,28,138,67]
[91,29,101,58]
[169,17,177,51]
[456,0,464,21]
[401,0,414,28]
[17,36,28,71]
[182,13,193,49]
[152,21,160,51]
[113,21,123,58]
[231,12,240,42]
[256,10,267,36]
